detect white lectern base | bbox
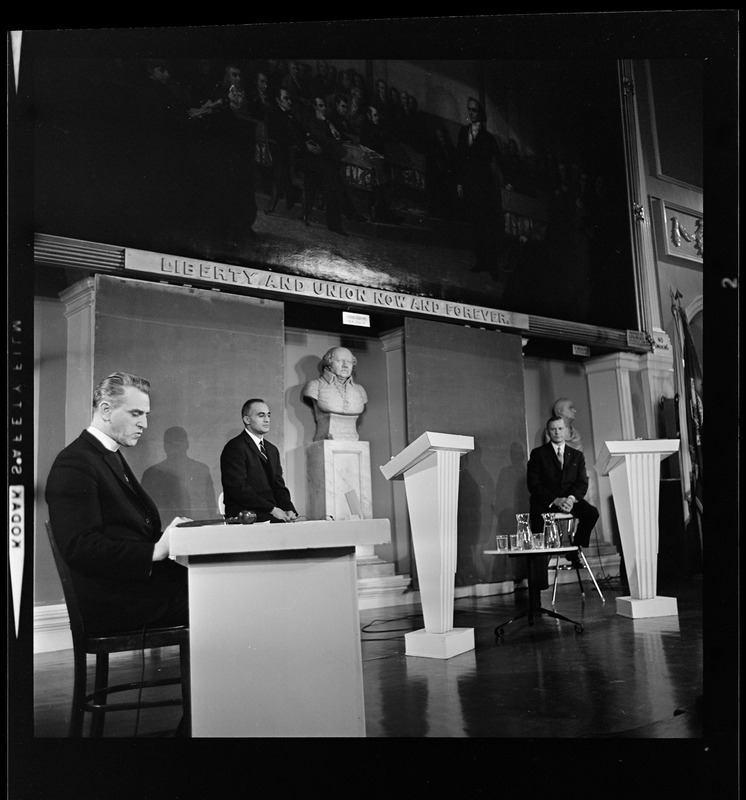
[616,595,678,618]
[405,628,475,659]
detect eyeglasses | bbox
[467,106,479,112]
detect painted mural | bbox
[29,29,636,330]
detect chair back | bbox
[45,521,88,646]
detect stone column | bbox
[59,277,96,443]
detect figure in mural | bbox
[455,96,506,274]
[303,346,368,441]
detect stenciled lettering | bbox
[9,487,24,546]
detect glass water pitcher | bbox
[516,513,532,550]
[542,512,560,549]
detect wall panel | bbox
[94,275,285,522]
[404,318,528,585]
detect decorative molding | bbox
[584,351,644,376]
[379,328,405,352]
[35,233,125,271]
[529,315,651,353]
[35,233,653,354]
[619,60,661,334]
[650,197,703,266]
[59,277,96,317]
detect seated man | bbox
[220,398,298,523]
[45,372,192,635]
[527,414,600,567]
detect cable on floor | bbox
[587,528,626,594]
[361,612,424,641]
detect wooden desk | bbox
[171,518,391,737]
[483,546,584,639]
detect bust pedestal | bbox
[306,438,409,602]
[306,439,372,520]
[313,412,361,442]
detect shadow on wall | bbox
[287,354,323,441]
[140,426,217,522]
[456,441,500,586]
[493,440,532,584]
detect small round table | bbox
[483,545,584,639]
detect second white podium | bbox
[381,431,475,659]
[596,439,680,619]
[171,518,390,737]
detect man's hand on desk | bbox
[271,507,297,522]
[154,516,193,560]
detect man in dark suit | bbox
[301,95,348,235]
[455,96,506,274]
[265,86,304,214]
[220,398,298,523]
[45,372,192,635]
[527,414,600,566]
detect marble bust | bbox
[303,347,368,440]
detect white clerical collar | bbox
[244,429,264,447]
[87,425,120,452]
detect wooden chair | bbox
[549,513,605,603]
[45,522,191,737]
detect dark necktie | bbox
[116,450,147,500]
[108,449,130,484]
[258,439,268,460]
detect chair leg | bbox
[90,653,109,737]
[179,641,192,737]
[70,649,87,737]
[551,553,561,604]
[579,549,606,601]
[574,555,586,597]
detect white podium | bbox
[170,518,390,737]
[595,439,680,619]
[380,431,475,659]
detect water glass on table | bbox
[496,534,509,552]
